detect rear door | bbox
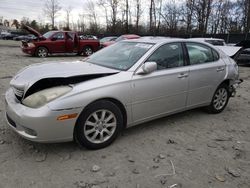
[185,42,226,108]
[65,32,78,53]
[131,42,189,123]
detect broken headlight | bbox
[27,43,35,47]
[22,86,72,108]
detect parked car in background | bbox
[102,34,140,47]
[21,25,100,57]
[234,40,250,65]
[2,33,19,40]
[5,38,241,149]
[13,34,36,41]
[192,38,226,46]
[79,35,98,40]
[99,36,117,47]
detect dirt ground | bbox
[0,40,250,188]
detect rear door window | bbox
[186,42,214,65]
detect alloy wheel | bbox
[37,48,47,57]
[84,47,93,56]
[84,109,117,144]
[213,88,228,110]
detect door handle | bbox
[178,73,189,78]
[216,67,225,72]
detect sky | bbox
[0,0,88,24]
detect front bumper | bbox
[21,46,36,55]
[5,88,82,143]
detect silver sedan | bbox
[5,38,241,149]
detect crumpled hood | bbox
[10,60,119,93]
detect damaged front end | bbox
[11,73,116,108]
[10,61,120,108]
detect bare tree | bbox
[77,14,85,32]
[11,19,20,29]
[98,0,109,30]
[44,0,61,29]
[65,6,72,30]
[108,0,119,33]
[185,0,195,33]
[125,0,129,33]
[135,0,143,32]
[3,19,10,27]
[193,0,213,34]
[149,0,156,34]
[86,0,98,26]
[161,0,181,34]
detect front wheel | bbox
[35,47,48,57]
[74,100,123,149]
[206,84,230,114]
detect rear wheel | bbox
[74,100,123,149]
[80,46,93,56]
[206,84,229,114]
[35,47,48,57]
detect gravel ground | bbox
[0,40,250,188]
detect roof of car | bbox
[190,38,225,41]
[125,37,185,44]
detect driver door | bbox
[49,32,66,53]
[131,42,189,123]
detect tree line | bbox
[1,0,250,37]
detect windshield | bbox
[43,31,56,38]
[86,42,154,70]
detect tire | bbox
[35,47,48,57]
[80,46,93,56]
[206,83,230,114]
[74,100,123,149]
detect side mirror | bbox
[136,61,157,75]
[51,37,57,41]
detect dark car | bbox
[13,34,36,41]
[234,40,250,65]
[2,33,19,40]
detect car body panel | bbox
[186,60,226,107]
[131,66,189,123]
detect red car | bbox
[21,25,100,57]
[102,34,140,47]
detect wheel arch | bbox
[76,97,127,129]
[35,45,50,54]
[220,79,230,87]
